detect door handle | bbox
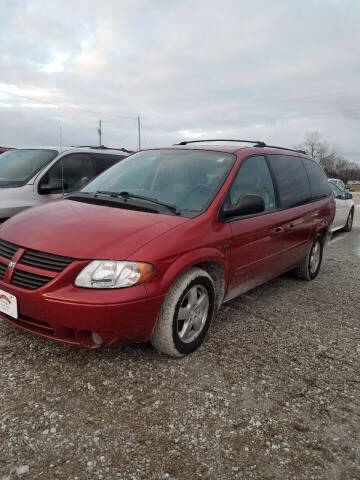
[272,226,284,235]
[272,223,294,236]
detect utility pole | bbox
[97,119,102,147]
[137,115,141,150]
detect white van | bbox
[0,146,130,223]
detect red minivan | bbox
[0,141,335,357]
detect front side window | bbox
[227,155,276,211]
[268,155,311,209]
[303,159,332,199]
[330,182,343,200]
[40,153,94,193]
[82,149,235,215]
[0,149,58,187]
[329,178,345,191]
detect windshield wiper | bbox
[95,191,180,215]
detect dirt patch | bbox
[1,213,360,479]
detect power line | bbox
[114,118,138,146]
[0,89,137,120]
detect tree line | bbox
[297,132,360,183]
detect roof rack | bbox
[264,145,306,154]
[174,139,306,155]
[175,139,266,147]
[73,145,134,154]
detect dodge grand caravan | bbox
[0,146,130,223]
[0,140,335,357]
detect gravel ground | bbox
[1,199,360,480]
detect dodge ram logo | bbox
[8,261,16,270]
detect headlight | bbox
[75,260,153,289]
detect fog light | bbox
[91,332,103,346]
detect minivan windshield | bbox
[81,149,235,216]
[0,149,58,187]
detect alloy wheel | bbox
[309,240,321,275]
[177,285,209,343]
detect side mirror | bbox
[222,195,265,219]
[345,192,353,200]
[39,178,66,194]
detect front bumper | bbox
[0,278,165,348]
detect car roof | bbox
[13,146,129,155]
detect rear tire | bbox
[293,236,323,281]
[151,268,215,357]
[342,209,354,232]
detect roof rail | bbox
[73,145,134,154]
[174,139,306,154]
[264,145,306,154]
[175,139,266,147]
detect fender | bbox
[311,220,331,247]
[309,197,335,245]
[145,247,229,298]
[312,219,329,236]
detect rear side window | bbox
[91,153,125,175]
[301,158,332,199]
[268,155,311,209]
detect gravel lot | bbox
[1,199,360,480]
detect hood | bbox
[0,184,29,195]
[0,198,189,259]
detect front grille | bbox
[0,237,76,289]
[0,239,18,259]
[11,270,52,290]
[20,249,74,272]
[0,262,6,279]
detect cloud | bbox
[0,0,360,160]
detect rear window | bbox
[268,155,311,209]
[302,158,332,199]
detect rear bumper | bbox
[0,279,165,347]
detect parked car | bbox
[329,180,354,232]
[0,140,335,357]
[328,178,347,192]
[0,146,130,223]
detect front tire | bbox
[342,209,354,232]
[293,236,323,281]
[151,268,215,357]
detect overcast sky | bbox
[1,0,360,160]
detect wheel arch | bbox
[192,261,226,309]
[312,222,330,247]
[155,248,228,309]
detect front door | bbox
[330,182,347,229]
[225,155,287,300]
[36,153,95,205]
